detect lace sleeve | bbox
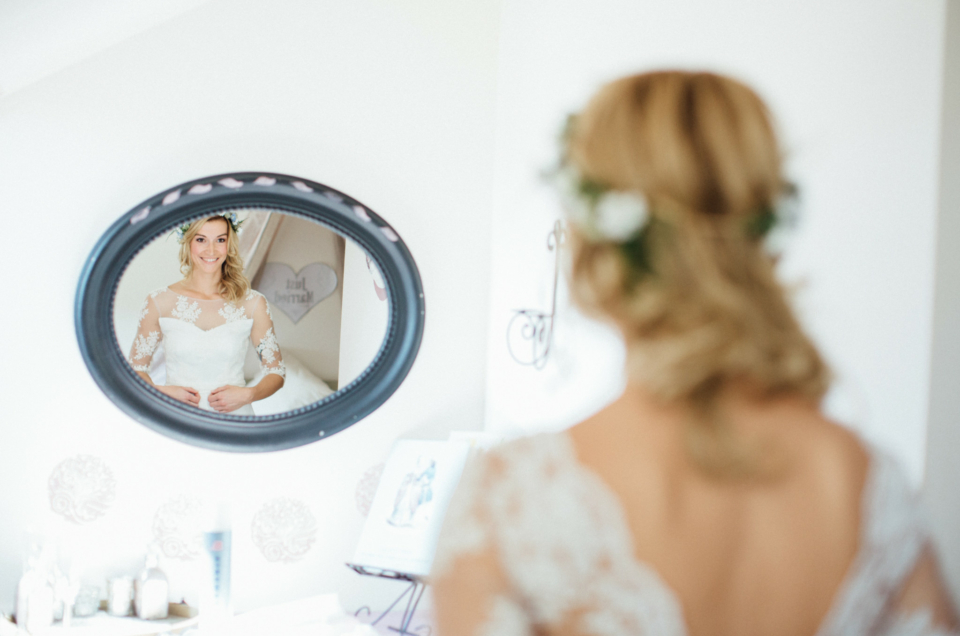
[880,545,960,635]
[249,292,285,379]
[432,450,535,636]
[128,294,162,373]
[871,455,959,635]
[824,450,960,636]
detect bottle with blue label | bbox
[199,501,232,629]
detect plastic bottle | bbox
[15,542,54,634]
[135,548,169,620]
[198,501,232,630]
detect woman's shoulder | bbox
[145,285,173,300]
[454,432,581,507]
[785,415,874,515]
[242,288,271,311]
[475,432,573,470]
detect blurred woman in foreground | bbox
[432,71,959,636]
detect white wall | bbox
[484,0,946,489]
[339,242,390,390]
[0,0,499,614]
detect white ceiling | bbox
[0,0,214,98]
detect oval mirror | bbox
[76,172,424,451]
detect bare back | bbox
[566,387,869,636]
[433,386,959,636]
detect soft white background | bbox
[1,0,958,617]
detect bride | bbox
[127,213,285,415]
[432,71,959,635]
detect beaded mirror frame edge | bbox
[75,171,425,452]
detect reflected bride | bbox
[127,214,285,414]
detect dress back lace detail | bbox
[127,287,286,414]
[433,433,957,636]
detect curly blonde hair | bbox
[178,215,249,304]
[566,71,830,475]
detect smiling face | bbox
[189,217,230,275]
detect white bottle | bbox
[199,501,232,630]
[15,545,54,634]
[135,550,169,620]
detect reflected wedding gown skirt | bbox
[128,287,286,415]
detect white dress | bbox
[433,432,959,636]
[128,287,286,415]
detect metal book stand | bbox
[347,563,430,636]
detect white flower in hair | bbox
[593,190,648,242]
[553,165,648,242]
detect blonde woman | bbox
[128,213,285,414]
[433,72,959,636]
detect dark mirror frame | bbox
[76,172,424,452]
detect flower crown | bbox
[548,115,794,256]
[173,211,243,243]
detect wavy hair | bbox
[566,71,830,476]
[178,215,249,304]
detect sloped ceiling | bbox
[0,0,214,98]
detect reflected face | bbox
[190,218,229,275]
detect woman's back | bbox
[567,386,869,636]
[433,390,959,635]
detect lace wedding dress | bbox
[127,287,286,415]
[433,432,959,636]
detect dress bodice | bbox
[433,432,958,636]
[159,317,252,405]
[127,287,285,414]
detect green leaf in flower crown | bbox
[746,207,777,239]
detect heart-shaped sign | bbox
[256,262,338,324]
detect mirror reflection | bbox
[113,208,389,416]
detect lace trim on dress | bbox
[257,328,280,364]
[171,295,201,324]
[135,300,149,330]
[433,434,687,635]
[218,303,247,323]
[879,609,958,636]
[262,363,287,378]
[479,596,533,636]
[255,290,277,321]
[433,458,490,578]
[815,451,931,636]
[244,289,277,321]
[132,331,161,361]
[256,328,286,378]
[434,433,952,636]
